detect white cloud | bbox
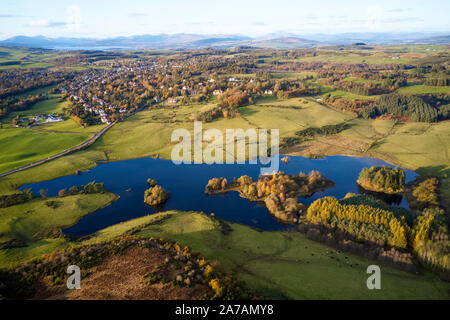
[29,19,67,28]
[30,19,51,27]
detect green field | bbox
[0,47,55,70]
[0,192,117,266]
[328,90,378,100]
[343,77,382,85]
[284,51,414,65]
[38,119,107,133]
[396,84,450,95]
[0,127,90,174]
[14,85,56,100]
[0,192,117,245]
[1,95,69,124]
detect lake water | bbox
[20,155,417,236]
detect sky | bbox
[0,0,449,40]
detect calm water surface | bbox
[20,155,417,236]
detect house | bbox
[100,116,111,124]
[46,114,63,123]
[264,90,273,95]
[167,98,178,104]
[213,89,223,96]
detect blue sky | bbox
[0,0,449,39]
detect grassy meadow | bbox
[38,119,107,134]
[0,192,117,245]
[0,127,90,174]
[396,84,450,95]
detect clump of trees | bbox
[0,189,34,208]
[411,178,440,210]
[411,207,449,271]
[264,194,305,224]
[303,192,449,273]
[64,181,105,196]
[361,94,440,122]
[357,166,405,194]
[193,105,240,123]
[144,182,170,206]
[218,89,252,109]
[322,94,376,116]
[306,197,410,249]
[236,171,333,201]
[424,77,449,86]
[0,94,47,120]
[273,79,320,99]
[205,178,228,193]
[192,89,251,123]
[295,123,348,138]
[79,181,105,194]
[341,193,415,225]
[205,171,333,224]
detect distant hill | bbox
[246,37,319,49]
[302,32,450,45]
[0,32,448,50]
[0,34,252,50]
[412,35,450,45]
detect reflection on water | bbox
[20,155,417,236]
[357,184,404,206]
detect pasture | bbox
[0,127,90,174]
[396,84,450,95]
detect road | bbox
[0,122,115,178]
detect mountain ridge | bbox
[0,32,448,50]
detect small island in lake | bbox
[205,171,334,223]
[357,166,405,194]
[144,179,170,206]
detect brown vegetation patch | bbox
[33,246,212,300]
[285,136,371,157]
[376,114,413,123]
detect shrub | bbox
[147,178,158,187]
[412,178,439,209]
[0,189,33,208]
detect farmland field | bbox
[0,127,90,174]
[396,84,450,95]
